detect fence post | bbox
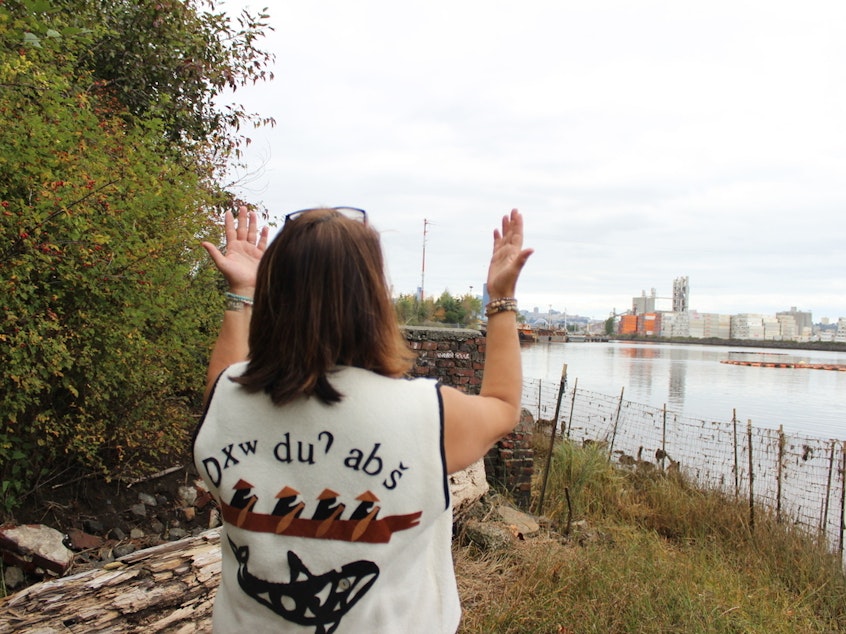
[839,441,846,556]
[747,420,755,531]
[537,379,542,419]
[776,425,784,523]
[821,439,836,536]
[608,386,625,459]
[661,404,667,471]
[732,409,739,499]
[537,364,568,516]
[565,377,578,439]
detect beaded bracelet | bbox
[485,297,518,316]
[225,291,254,311]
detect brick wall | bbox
[403,326,534,509]
[483,409,534,509]
[404,326,485,393]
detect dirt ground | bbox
[2,456,215,590]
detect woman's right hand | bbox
[201,206,269,294]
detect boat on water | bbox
[481,321,538,341]
[528,327,610,343]
[517,323,537,342]
[534,327,567,343]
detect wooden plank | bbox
[0,529,221,633]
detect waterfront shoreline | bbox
[720,359,846,371]
[592,335,846,354]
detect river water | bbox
[521,341,846,441]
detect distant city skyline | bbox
[517,304,841,325]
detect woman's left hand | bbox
[486,208,533,300]
[201,206,269,294]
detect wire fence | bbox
[521,376,846,555]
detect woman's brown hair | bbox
[232,208,414,404]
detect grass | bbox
[454,437,846,634]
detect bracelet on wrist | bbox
[225,291,254,312]
[485,297,518,317]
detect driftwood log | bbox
[0,529,220,634]
[0,460,490,633]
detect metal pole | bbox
[821,439,836,536]
[661,404,667,471]
[537,379,542,419]
[537,364,568,516]
[420,219,428,302]
[776,425,784,524]
[747,420,755,531]
[565,377,578,439]
[732,408,739,499]
[839,441,846,555]
[608,386,625,459]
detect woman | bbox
[195,206,532,633]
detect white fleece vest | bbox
[193,363,460,633]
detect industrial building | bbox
[619,277,818,342]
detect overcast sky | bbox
[220,0,845,321]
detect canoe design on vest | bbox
[221,482,422,543]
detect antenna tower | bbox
[420,219,429,302]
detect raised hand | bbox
[201,206,269,294]
[486,209,533,300]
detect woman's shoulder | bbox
[337,365,437,388]
[223,360,250,377]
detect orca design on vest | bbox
[228,536,379,634]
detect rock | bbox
[0,524,74,574]
[128,504,147,518]
[208,509,221,529]
[108,527,127,541]
[462,518,514,551]
[82,518,105,534]
[129,528,145,540]
[495,505,540,538]
[113,543,137,558]
[65,528,104,551]
[180,507,196,522]
[167,528,187,541]
[2,565,25,589]
[177,485,197,507]
[137,493,157,507]
[149,520,165,535]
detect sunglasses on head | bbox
[284,206,367,225]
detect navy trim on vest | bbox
[435,383,449,511]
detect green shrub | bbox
[0,0,272,514]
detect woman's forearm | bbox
[479,308,522,418]
[200,208,268,404]
[204,291,253,404]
